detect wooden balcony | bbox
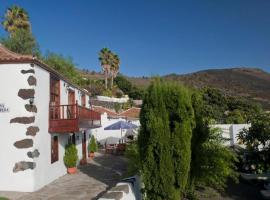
[49,103,101,133]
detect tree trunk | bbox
[105,70,108,89]
[111,75,114,89]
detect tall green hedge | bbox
[138,80,194,200]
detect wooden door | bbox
[82,132,87,160]
[68,90,75,118]
[51,136,59,163]
[81,94,86,107]
[50,76,60,119]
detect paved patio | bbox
[0,152,128,200]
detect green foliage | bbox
[225,109,245,124]
[138,79,194,200]
[1,27,40,56]
[64,144,78,168]
[238,113,270,173]
[201,87,262,124]
[101,89,113,97]
[2,5,31,34]
[42,52,86,86]
[124,141,140,177]
[189,92,238,194]
[115,75,144,99]
[114,103,121,113]
[88,135,97,153]
[193,127,238,190]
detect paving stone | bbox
[0,152,128,200]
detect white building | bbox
[0,45,101,192]
[91,106,141,144]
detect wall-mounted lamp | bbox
[29,96,35,105]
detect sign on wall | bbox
[0,104,9,113]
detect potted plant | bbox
[88,135,97,158]
[64,144,78,174]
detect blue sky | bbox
[0,0,270,76]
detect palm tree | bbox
[110,54,120,89]
[2,5,31,35]
[99,48,112,89]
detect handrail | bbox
[49,103,101,121]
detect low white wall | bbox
[211,124,251,146]
[96,96,129,103]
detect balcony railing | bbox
[49,103,101,133]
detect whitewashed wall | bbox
[0,63,35,191]
[90,113,140,145]
[211,124,251,146]
[0,63,91,192]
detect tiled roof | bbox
[119,107,141,119]
[92,106,118,117]
[0,44,33,62]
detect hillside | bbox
[129,67,270,109]
[78,67,270,109]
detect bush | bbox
[88,135,97,153]
[189,92,238,195]
[238,113,270,173]
[64,144,78,168]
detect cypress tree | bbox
[139,80,195,200]
[162,83,195,195]
[138,80,177,200]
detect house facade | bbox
[0,44,101,192]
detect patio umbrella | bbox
[104,120,138,142]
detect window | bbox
[51,135,59,163]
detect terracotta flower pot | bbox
[67,167,77,174]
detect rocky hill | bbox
[129,68,270,109]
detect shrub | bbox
[88,135,97,153]
[64,144,78,168]
[238,113,270,173]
